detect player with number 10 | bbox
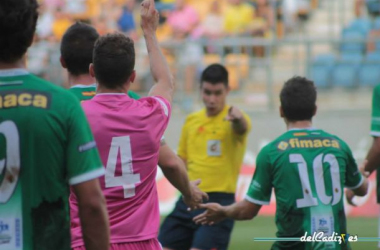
[194,76,369,250]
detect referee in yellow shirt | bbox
[159,64,252,250]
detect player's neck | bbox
[97,84,129,94]
[286,120,313,130]
[0,58,26,70]
[69,74,95,87]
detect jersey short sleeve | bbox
[342,142,364,189]
[65,98,104,185]
[246,145,272,205]
[177,117,189,160]
[371,85,380,136]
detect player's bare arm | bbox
[193,200,261,225]
[364,137,380,174]
[158,140,208,210]
[141,0,174,103]
[225,106,248,135]
[72,179,110,250]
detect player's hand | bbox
[225,106,243,122]
[359,160,370,178]
[183,179,209,211]
[345,189,357,206]
[193,203,225,225]
[140,0,159,33]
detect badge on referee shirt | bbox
[207,140,221,156]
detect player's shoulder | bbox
[317,129,351,150]
[138,96,170,115]
[27,74,79,102]
[374,84,380,93]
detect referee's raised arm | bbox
[141,0,174,103]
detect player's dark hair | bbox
[60,22,99,76]
[0,0,39,63]
[93,33,135,89]
[200,63,229,87]
[280,76,317,121]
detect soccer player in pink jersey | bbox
[70,0,206,249]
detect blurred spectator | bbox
[42,0,64,10]
[103,0,122,32]
[118,0,139,40]
[193,0,224,39]
[27,37,50,77]
[165,0,202,93]
[167,0,199,39]
[63,0,87,15]
[52,8,73,40]
[93,16,109,35]
[224,0,255,36]
[36,4,55,39]
[251,0,275,37]
[282,0,310,31]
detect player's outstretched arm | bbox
[193,200,261,225]
[158,141,208,210]
[225,106,248,135]
[141,0,174,103]
[72,179,110,250]
[364,137,380,174]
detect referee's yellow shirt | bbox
[177,105,252,193]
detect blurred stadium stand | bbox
[30,0,380,110]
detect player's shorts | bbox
[72,238,162,250]
[159,192,235,250]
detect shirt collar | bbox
[0,68,29,77]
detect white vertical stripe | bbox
[153,97,169,116]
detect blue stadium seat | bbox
[331,54,363,87]
[358,52,380,86]
[340,29,366,54]
[309,54,335,88]
[347,18,372,36]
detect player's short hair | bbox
[93,33,135,89]
[60,22,99,76]
[0,0,39,63]
[280,76,317,121]
[200,64,229,87]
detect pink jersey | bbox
[70,94,171,247]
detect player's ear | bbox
[89,63,95,78]
[129,70,136,83]
[313,105,317,117]
[279,106,284,118]
[60,56,67,69]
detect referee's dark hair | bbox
[200,64,229,88]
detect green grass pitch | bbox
[229,216,378,249]
[161,216,378,249]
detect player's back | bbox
[0,69,102,250]
[260,128,362,250]
[70,94,170,246]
